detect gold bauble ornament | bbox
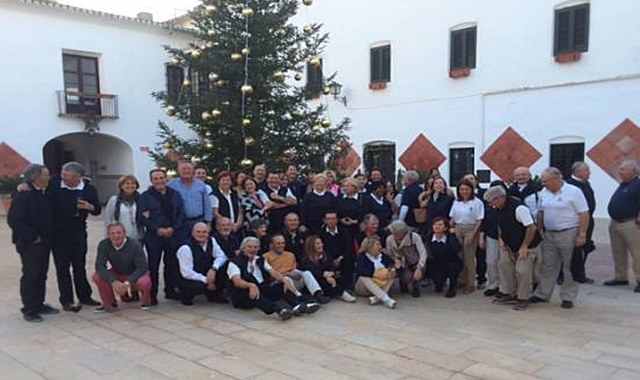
[165,106,176,116]
[244,137,255,146]
[205,142,214,149]
[303,25,313,34]
[292,110,302,118]
[240,158,254,167]
[163,142,173,149]
[190,49,202,59]
[205,131,212,137]
[308,57,321,66]
[312,125,322,132]
[276,28,287,37]
[242,118,252,127]
[211,109,222,118]
[205,5,217,15]
[303,0,314,6]
[273,71,285,82]
[294,73,302,81]
[241,7,254,17]
[182,79,192,87]
[207,29,216,37]
[170,58,180,65]
[241,84,254,94]
[241,48,251,56]
[215,79,225,87]
[201,111,212,122]
[323,86,331,95]
[166,169,177,177]
[221,101,231,106]
[231,53,243,61]
[208,72,219,81]
[321,119,332,128]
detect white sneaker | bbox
[368,296,380,305]
[384,298,396,309]
[341,291,356,303]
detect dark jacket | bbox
[355,252,394,278]
[8,185,52,246]
[301,191,337,232]
[137,187,186,237]
[49,176,101,235]
[319,226,354,260]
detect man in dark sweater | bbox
[319,211,356,298]
[265,171,298,234]
[566,162,596,283]
[8,164,60,322]
[92,223,151,312]
[212,217,240,259]
[301,174,336,234]
[399,171,422,229]
[282,212,307,262]
[49,162,102,310]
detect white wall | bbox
[300,0,640,221]
[0,1,192,191]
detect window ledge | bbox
[554,52,582,63]
[449,67,471,79]
[369,82,388,91]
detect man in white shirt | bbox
[227,237,320,320]
[530,167,589,309]
[176,223,228,305]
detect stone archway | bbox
[43,132,134,203]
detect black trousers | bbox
[17,243,51,315]
[427,260,462,290]
[179,269,226,302]
[476,247,487,285]
[52,233,92,305]
[398,263,420,289]
[338,252,356,292]
[145,234,180,299]
[231,283,300,315]
[570,242,595,282]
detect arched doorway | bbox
[43,133,134,203]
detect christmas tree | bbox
[152,0,351,173]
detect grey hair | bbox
[22,164,46,184]
[620,159,640,175]
[542,167,563,179]
[571,161,589,174]
[240,236,260,251]
[403,170,419,183]
[62,161,85,176]
[388,220,409,235]
[483,185,507,201]
[106,222,126,233]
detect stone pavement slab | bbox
[0,219,640,379]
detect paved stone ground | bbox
[1,218,640,380]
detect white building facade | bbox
[0,0,191,201]
[304,0,640,223]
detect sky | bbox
[58,0,201,21]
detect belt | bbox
[613,217,636,223]
[186,215,204,221]
[546,227,577,233]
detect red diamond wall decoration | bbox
[399,134,446,172]
[587,119,640,182]
[480,127,542,181]
[0,142,31,178]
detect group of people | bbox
[7,157,640,322]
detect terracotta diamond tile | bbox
[0,142,31,178]
[334,146,362,177]
[480,127,542,181]
[399,134,446,172]
[587,119,640,181]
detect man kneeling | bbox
[228,237,320,320]
[176,223,229,306]
[92,223,152,312]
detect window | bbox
[554,3,589,55]
[449,147,474,186]
[550,142,585,178]
[62,54,100,114]
[450,27,477,70]
[306,59,323,98]
[370,45,391,84]
[166,64,184,100]
[363,141,396,182]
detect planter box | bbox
[368,82,387,90]
[554,52,581,63]
[449,67,471,79]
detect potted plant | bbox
[0,175,22,215]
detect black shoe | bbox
[484,288,499,297]
[477,282,486,290]
[634,283,640,293]
[165,290,181,300]
[292,303,306,316]
[277,308,292,321]
[400,284,409,294]
[445,288,456,298]
[513,299,529,311]
[62,304,82,313]
[412,286,420,298]
[23,313,43,323]
[529,296,547,304]
[181,299,194,306]
[39,304,60,315]
[561,300,574,309]
[305,302,321,314]
[207,295,230,304]
[604,279,629,286]
[575,277,595,284]
[81,298,101,306]
[435,285,444,293]
[313,291,331,304]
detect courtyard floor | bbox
[1,218,640,380]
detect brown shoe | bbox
[492,295,517,304]
[463,285,475,294]
[513,299,529,311]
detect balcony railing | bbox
[56,91,119,119]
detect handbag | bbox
[400,233,421,267]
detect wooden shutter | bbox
[450,31,464,69]
[166,65,183,100]
[381,45,391,82]
[465,27,477,68]
[554,9,572,54]
[370,47,381,83]
[573,4,589,52]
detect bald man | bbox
[507,167,541,220]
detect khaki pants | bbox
[486,237,500,290]
[498,245,539,300]
[455,224,479,288]
[609,220,640,281]
[533,228,579,302]
[355,277,393,301]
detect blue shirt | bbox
[168,179,213,222]
[401,183,423,227]
[608,177,640,222]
